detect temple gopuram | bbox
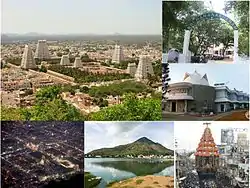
[195,123,220,178]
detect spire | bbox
[202,74,208,81]
[134,55,154,80]
[21,45,37,69]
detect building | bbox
[237,133,249,151]
[34,40,50,60]
[205,44,234,59]
[112,44,124,64]
[163,70,249,113]
[60,55,71,66]
[127,63,137,76]
[214,83,249,112]
[21,45,37,69]
[195,124,220,178]
[221,128,234,145]
[135,55,154,80]
[73,57,81,68]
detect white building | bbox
[135,55,154,80]
[60,55,71,66]
[112,44,124,64]
[214,83,249,112]
[34,40,51,60]
[21,45,37,69]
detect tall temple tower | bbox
[195,123,220,178]
[112,44,124,64]
[127,63,137,77]
[21,45,37,69]
[34,40,50,60]
[74,57,81,68]
[135,55,154,80]
[60,55,71,66]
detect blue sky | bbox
[84,121,174,153]
[169,64,250,93]
[175,121,249,152]
[2,0,161,34]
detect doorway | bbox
[220,104,225,112]
[171,101,176,112]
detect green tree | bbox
[39,65,47,73]
[90,94,161,121]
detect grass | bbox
[135,179,144,184]
[84,172,101,188]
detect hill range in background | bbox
[1,33,161,44]
[86,137,174,157]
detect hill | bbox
[86,137,174,157]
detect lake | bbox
[85,158,174,188]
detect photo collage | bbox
[1,0,249,188]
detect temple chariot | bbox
[195,124,220,179]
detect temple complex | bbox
[163,70,249,113]
[21,45,37,70]
[195,123,220,178]
[112,44,124,63]
[34,40,50,60]
[73,57,81,68]
[135,55,154,81]
[60,55,71,66]
[127,63,137,76]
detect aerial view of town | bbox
[175,122,249,188]
[1,121,84,187]
[84,121,174,188]
[1,0,162,121]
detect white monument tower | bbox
[21,45,37,69]
[127,63,137,77]
[112,44,124,64]
[73,57,81,68]
[60,55,71,66]
[135,55,154,80]
[34,40,50,60]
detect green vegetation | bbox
[48,65,131,83]
[162,1,249,57]
[89,94,161,121]
[135,179,144,184]
[87,81,151,98]
[87,136,173,157]
[1,86,161,121]
[1,106,25,121]
[84,172,101,188]
[39,65,47,72]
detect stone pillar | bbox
[234,30,239,63]
[185,100,187,112]
[183,30,191,56]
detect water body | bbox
[85,158,174,188]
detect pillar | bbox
[233,30,238,63]
[183,30,191,56]
[185,100,187,112]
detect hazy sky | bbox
[84,121,174,153]
[175,121,249,152]
[2,0,161,34]
[169,64,250,93]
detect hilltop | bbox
[86,137,173,157]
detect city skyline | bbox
[175,121,249,152]
[84,121,174,153]
[2,0,161,35]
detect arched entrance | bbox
[181,12,238,63]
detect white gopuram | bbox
[60,55,71,66]
[73,57,81,68]
[127,63,137,77]
[112,45,124,64]
[135,55,154,80]
[21,45,37,69]
[34,40,50,60]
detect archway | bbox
[181,12,238,63]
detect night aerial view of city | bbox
[1,121,84,188]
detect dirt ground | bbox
[108,175,174,188]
